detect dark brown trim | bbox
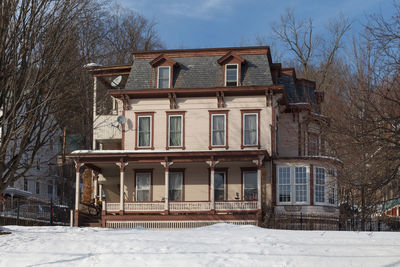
[169,168,185,202]
[135,112,155,150]
[310,164,314,206]
[272,163,276,206]
[166,111,186,150]
[208,110,229,150]
[271,105,276,156]
[110,85,284,99]
[134,169,153,202]
[240,109,261,149]
[240,167,258,201]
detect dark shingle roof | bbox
[124,54,273,90]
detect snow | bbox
[83,63,102,68]
[1,224,400,267]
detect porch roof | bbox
[69,149,269,164]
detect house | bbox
[70,46,340,229]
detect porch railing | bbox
[105,201,258,213]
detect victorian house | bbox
[70,46,340,228]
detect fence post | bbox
[16,199,20,226]
[50,199,53,226]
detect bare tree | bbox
[0,0,102,195]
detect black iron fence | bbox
[0,198,70,226]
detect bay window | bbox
[277,165,309,204]
[314,167,337,205]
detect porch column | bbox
[161,160,173,215]
[93,172,98,206]
[116,162,128,215]
[257,167,262,210]
[74,161,83,227]
[206,159,219,213]
[99,183,103,202]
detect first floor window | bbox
[214,171,226,201]
[243,171,257,200]
[169,115,182,147]
[278,167,291,203]
[295,167,307,202]
[136,172,151,201]
[243,113,258,146]
[36,182,40,194]
[169,172,183,201]
[277,165,309,204]
[315,167,325,203]
[212,114,226,146]
[47,180,53,198]
[138,116,151,147]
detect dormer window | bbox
[225,64,238,86]
[158,66,170,88]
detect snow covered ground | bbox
[0,224,399,267]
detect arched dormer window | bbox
[218,51,245,87]
[149,54,178,88]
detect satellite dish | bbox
[111,75,122,87]
[117,115,126,125]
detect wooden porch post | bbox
[74,161,83,227]
[253,155,264,217]
[93,171,98,206]
[116,162,128,215]
[206,158,219,214]
[161,160,173,215]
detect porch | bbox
[70,150,268,228]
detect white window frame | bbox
[243,113,258,146]
[157,66,170,89]
[211,114,226,147]
[225,64,238,86]
[214,171,226,201]
[137,115,152,148]
[168,115,183,147]
[135,172,151,202]
[314,166,337,206]
[276,164,310,205]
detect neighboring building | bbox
[70,46,340,229]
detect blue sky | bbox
[115,0,393,50]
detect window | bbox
[136,172,151,202]
[315,167,325,203]
[24,179,28,191]
[168,115,183,147]
[158,66,170,88]
[295,167,307,202]
[135,112,154,149]
[212,114,226,146]
[47,180,53,199]
[36,182,40,195]
[277,165,309,204]
[225,64,238,86]
[308,133,319,156]
[241,110,260,148]
[169,171,183,201]
[214,171,226,201]
[243,171,257,200]
[278,167,291,203]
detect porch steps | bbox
[79,212,101,227]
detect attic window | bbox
[225,64,238,86]
[158,66,170,88]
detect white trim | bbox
[276,164,310,205]
[211,114,226,146]
[137,115,152,148]
[243,113,258,146]
[157,66,170,88]
[225,64,238,86]
[168,114,183,147]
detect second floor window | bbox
[169,115,182,147]
[243,113,258,146]
[158,66,170,88]
[138,116,152,148]
[212,114,226,146]
[225,64,238,86]
[308,133,320,156]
